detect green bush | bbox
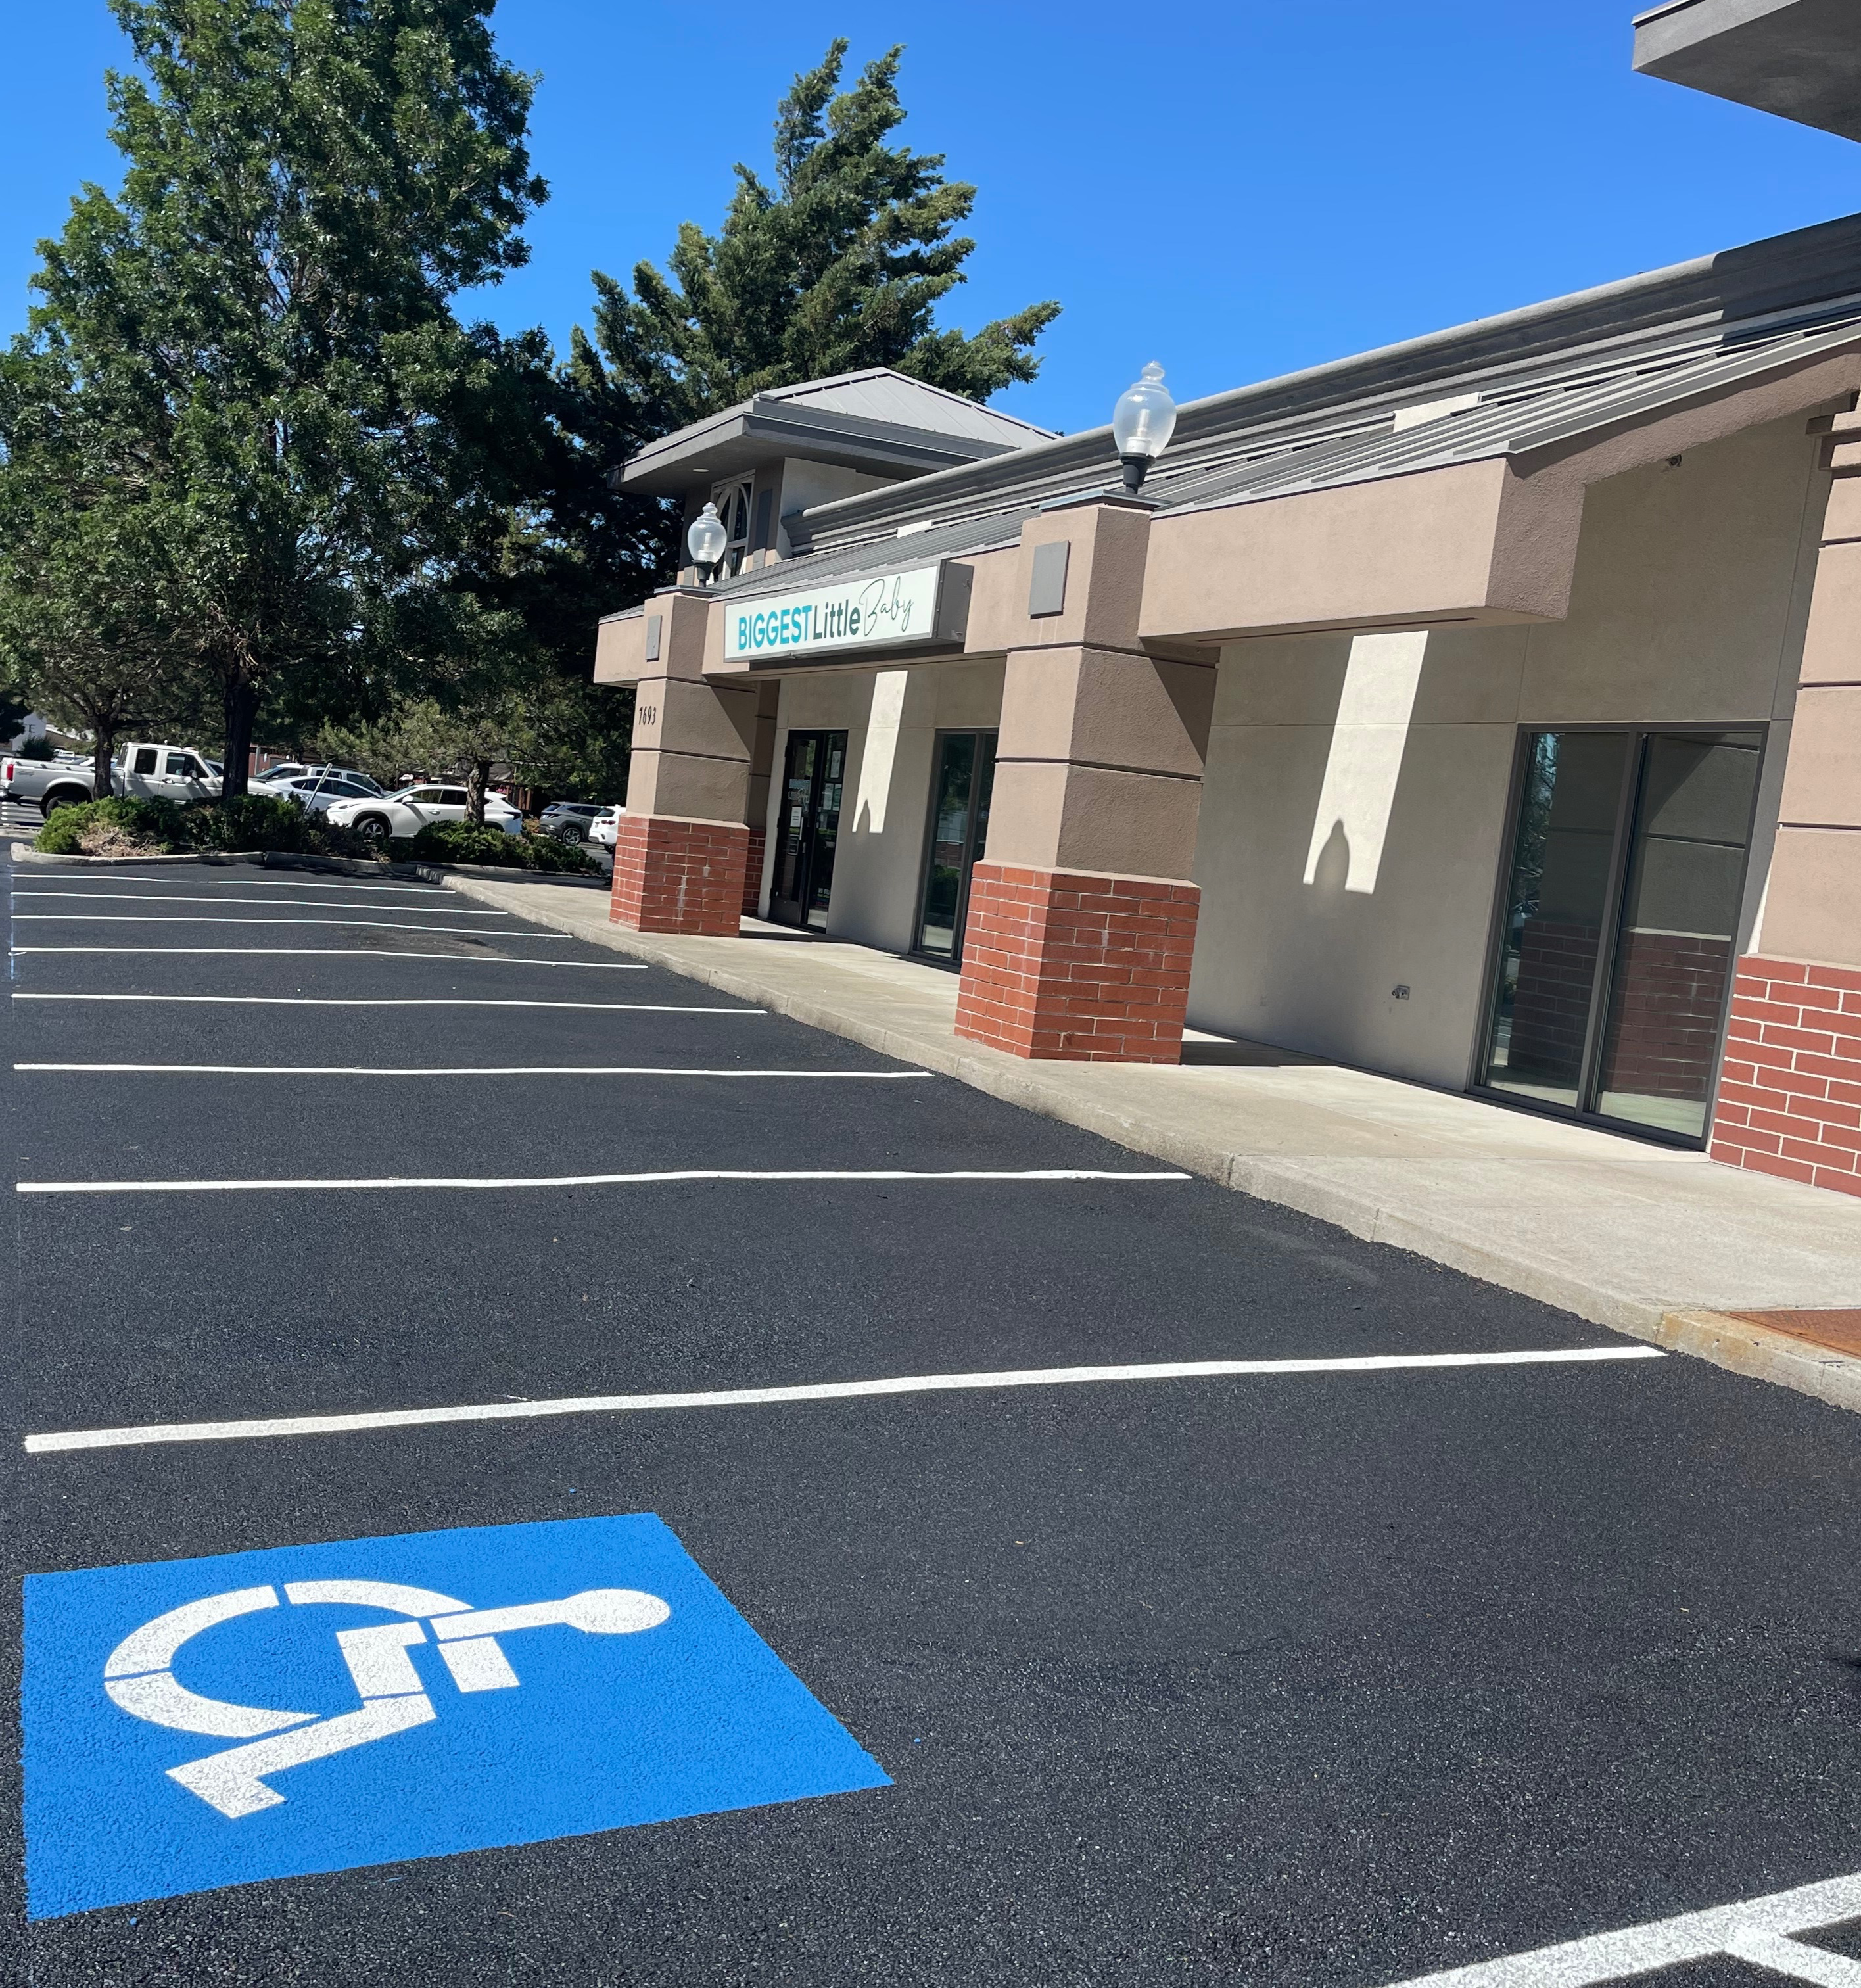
[407,818,600,874]
[32,793,382,861]
[34,796,187,854]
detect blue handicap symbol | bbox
[22,1513,890,1918]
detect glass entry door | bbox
[914,730,997,964]
[768,730,847,930]
[1478,728,1762,1142]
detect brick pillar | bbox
[1708,406,1861,1197]
[595,586,761,938]
[954,865,1198,1062]
[609,815,751,937]
[1712,961,1861,1196]
[953,495,1215,1064]
[740,826,768,917]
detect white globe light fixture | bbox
[686,500,728,582]
[1111,362,1178,494]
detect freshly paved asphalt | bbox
[6,852,1861,1986]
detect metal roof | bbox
[751,368,1057,447]
[774,212,1861,571]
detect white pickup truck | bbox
[1,743,223,817]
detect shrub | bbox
[408,819,600,874]
[32,793,383,861]
[34,796,186,855]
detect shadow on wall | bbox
[1300,630,1428,897]
[1188,623,1515,1087]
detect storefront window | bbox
[1478,728,1762,1142]
[914,730,996,964]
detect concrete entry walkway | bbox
[436,873,1861,1345]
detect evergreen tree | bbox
[569,40,1060,461]
[4,0,548,796]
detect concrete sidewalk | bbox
[438,872,1861,1384]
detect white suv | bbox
[325,784,522,841]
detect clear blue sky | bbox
[3,0,1859,435]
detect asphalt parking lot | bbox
[7,850,1861,1987]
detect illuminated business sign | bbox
[723,562,970,665]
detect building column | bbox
[609,588,759,937]
[1708,412,1861,1198]
[953,498,1216,1063]
[741,682,780,916]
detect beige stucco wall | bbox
[1185,410,1832,1085]
[759,661,1004,946]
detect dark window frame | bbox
[910,728,999,970]
[1469,721,1768,1149]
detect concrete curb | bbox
[423,874,1747,1342]
[10,843,601,885]
[204,863,1831,1422]
[1656,1310,1861,1415]
[10,842,417,878]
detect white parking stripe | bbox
[12,994,756,1012]
[22,1347,1665,1453]
[18,1062,927,1078]
[11,948,634,965]
[14,873,456,895]
[14,891,509,913]
[14,915,564,934]
[18,1167,1192,1195]
[1373,1869,1861,1988]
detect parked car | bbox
[537,801,615,844]
[1,742,221,816]
[277,774,385,815]
[251,763,381,797]
[323,782,522,842]
[588,806,622,849]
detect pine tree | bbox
[568,40,1061,457]
[3,0,549,796]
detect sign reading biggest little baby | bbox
[724,560,971,663]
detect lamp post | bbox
[686,500,728,584]
[1111,362,1178,494]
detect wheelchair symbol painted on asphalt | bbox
[103,1577,673,1817]
[24,1514,891,1919]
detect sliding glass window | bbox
[1478,728,1762,1143]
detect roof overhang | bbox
[1634,0,1861,141]
[617,398,1026,498]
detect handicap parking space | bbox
[13,1359,1861,1985]
[10,850,1861,1986]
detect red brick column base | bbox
[741,824,767,918]
[954,863,1198,1063]
[609,813,750,937]
[1710,955,1861,1198]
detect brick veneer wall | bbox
[741,825,767,918]
[609,813,750,937]
[1709,956,1861,1198]
[953,863,1199,1063]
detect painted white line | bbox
[1375,1869,1861,1988]
[14,891,509,914]
[11,948,637,966]
[17,1166,1192,1196]
[11,993,755,1012]
[16,1062,928,1079]
[14,875,465,896]
[13,915,565,935]
[23,1346,1664,1453]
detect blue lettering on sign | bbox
[22,1514,889,1918]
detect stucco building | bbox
[594,18,1861,1201]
